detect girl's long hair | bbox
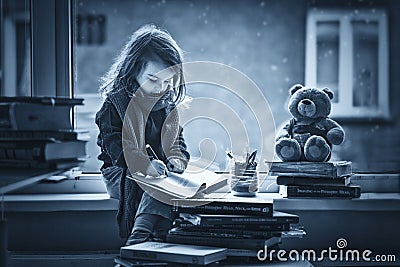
[100,24,186,105]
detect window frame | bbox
[305,8,390,120]
[0,0,73,97]
[1,1,31,96]
[30,0,73,97]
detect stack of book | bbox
[268,161,361,198]
[119,242,227,266]
[0,97,88,170]
[165,197,303,257]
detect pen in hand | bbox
[145,144,168,177]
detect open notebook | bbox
[128,166,228,199]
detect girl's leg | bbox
[126,192,173,245]
[101,166,123,199]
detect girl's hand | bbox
[146,159,167,177]
[167,158,184,173]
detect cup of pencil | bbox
[228,151,258,197]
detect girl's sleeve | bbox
[95,100,150,173]
[95,100,126,167]
[166,126,190,173]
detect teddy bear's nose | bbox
[302,99,312,105]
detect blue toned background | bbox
[74,0,400,174]
[2,0,400,260]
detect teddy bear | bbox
[275,84,345,162]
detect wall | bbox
[75,0,308,171]
[316,0,400,172]
[75,0,400,173]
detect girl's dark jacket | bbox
[95,89,190,238]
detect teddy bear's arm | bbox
[323,118,345,145]
[275,121,292,141]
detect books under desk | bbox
[118,161,369,265]
[119,192,305,265]
[117,191,400,266]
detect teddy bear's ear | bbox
[289,84,303,95]
[322,87,334,99]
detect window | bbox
[0,0,72,97]
[1,0,31,96]
[305,8,389,119]
[1,0,397,197]
[71,0,273,173]
[76,14,106,45]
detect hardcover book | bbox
[0,140,87,161]
[284,184,361,198]
[276,176,351,186]
[166,234,281,250]
[266,161,352,178]
[114,256,168,267]
[120,242,227,265]
[0,159,85,170]
[177,211,299,226]
[0,130,90,141]
[226,248,260,258]
[172,197,273,216]
[173,221,290,231]
[168,227,282,239]
[0,97,83,131]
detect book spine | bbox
[174,202,273,217]
[0,130,78,141]
[165,234,268,250]
[0,103,72,131]
[194,215,299,225]
[0,159,83,170]
[0,141,46,161]
[169,227,282,239]
[120,250,161,262]
[0,140,86,162]
[175,222,290,231]
[0,160,51,169]
[114,257,168,267]
[277,176,351,186]
[269,161,352,178]
[286,185,361,198]
[120,249,209,265]
[226,249,258,257]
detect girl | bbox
[95,24,190,245]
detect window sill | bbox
[274,192,400,211]
[4,170,399,213]
[3,193,118,212]
[8,173,108,195]
[4,192,400,213]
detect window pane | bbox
[316,21,339,103]
[352,20,378,108]
[73,1,109,172]
[1,0,31,96]
[73,0,273,172]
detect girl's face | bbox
[136,59,177,95]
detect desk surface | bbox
[3,192,400,213]
[0,168,62,194]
